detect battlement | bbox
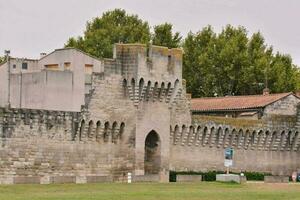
[113,43,183,61]
[112,43,183,83]
[150,45,182,61]
[114,43,147,57]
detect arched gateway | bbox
[144,130,161,174]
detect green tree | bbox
[152,23,182,48]
[0,56,4,64]
[64,9,300,96]
[290,65,300,91]
[183,26,216,97]
[65,9,151,58]
[183,25,300,97]
[213,25,249,96]
[269,53,296,93]
[244,32,272,94]
[183,25,251,97]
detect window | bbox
[85,64,93,74]
[168,55,172,64]
[22,62,28,70]
[45,64,59,70]
[64,62,71,69]
[12,64,16,69]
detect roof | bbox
[191,92,295,112]
[40,47,103,62]
[0,57,38,68]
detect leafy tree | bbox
[65,9,151,58]
[213,25,249,96]
[269,53,296,93]
[0,56,4,64]
[291,65,300,91]
[243,32,272,94]
[65,9,300,97]
[183,25,300,97]
[152,23,182,48]
[183,26,216,97]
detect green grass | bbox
[0,182,300,200]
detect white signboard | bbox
[224,159,233,167]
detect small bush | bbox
[243,172,271,181]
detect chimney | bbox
[40,53,47,59]
[263,88,270,95]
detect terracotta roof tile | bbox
[191,92,293,112]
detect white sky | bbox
[0,0,299,65]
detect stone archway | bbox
[144,130,161,174]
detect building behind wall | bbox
[191,92,300,120]
[0,43,299,184]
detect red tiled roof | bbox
[191,92,294,112]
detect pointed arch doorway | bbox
[144,130,161,174]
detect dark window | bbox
[168,55,171,65]
[22,62,28,70]
[12,64,16,69]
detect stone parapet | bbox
[176,175,202,182]
[264,176,289,183]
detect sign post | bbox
[224,148,233,174]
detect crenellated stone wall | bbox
[0,107,134,184]
[169,115,300,175]
[0,44,299,184]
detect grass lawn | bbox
[0,182,299,200]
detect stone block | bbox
[0,176,14,184]
[176,175,202,182]
[86,176,113,183]
[40,176,51,184]
[133,174,160,182]
[52,176,76,184]
[264,176,289,183]
[76,176,87,184]
[216,174,242,183]
[240,176,247,184]
[14,176,40,184]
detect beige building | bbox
[0,48,102,111]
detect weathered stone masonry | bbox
[0,44,299,184]
[170,115,300,175]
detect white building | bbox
[0,48,103,112]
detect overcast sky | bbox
[0,0,299,65]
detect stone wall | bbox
[264,94,300,116]
[0,107,134,184]
[169,116,300,175]
[0,44,299,184]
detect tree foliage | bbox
[65,9,299,97]
[183,25,300,97]
[65,9,151,58]
[0,56,4,64]
[152,23,182,48]
[65,9,182,58]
